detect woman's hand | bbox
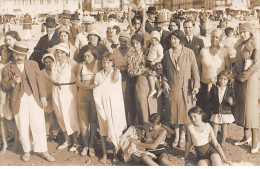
[129,137,139,145]
[207,83,212,92]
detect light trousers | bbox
[15,93,47,153]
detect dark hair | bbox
[170,30,185,44]
[5,31,21,41]
[88,33,101,43]
[224,27,234,36]
[43,56,55,62]
[107,25,121,35]
[83,46,98,60]
[102,52,114,63]
[168,19,180,31]
[148,114,161,125]
[183,19,195,27]
[217,69,233,86]
[188,106,205,117]
[132,16,142,25]
[131,33,144,47]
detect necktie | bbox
[188,37,192,46]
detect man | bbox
[74,15,96,50]
[70,13,81,45]
[1,41,55,162]
[58,10,75,45]
[154,14,171,51]
[145,6,157,34]
[183,19,205,64]
[29,17,59,70]
[22,13,32,41]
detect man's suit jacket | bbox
[1,60,47,115]
[183,36,205,61]
[145,20,154,34]
[29,30,59,70]
[161,30,171,52]
[70,26,79,45]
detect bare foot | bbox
[0,144,7,154]
[99,155,107,164]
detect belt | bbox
[53,82,75,89]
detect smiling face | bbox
[102,59,113,72]
[218,75,228,88]
[183,21,194,36]
[239,28,251,41]
[89,34,99,46]
[55,49,67,63]
[210,30,222,47]
[189,113,202,127]
[170,35,181,48]
[170,22,178,32]
[59,32,69,43]
[83,51,95,64]
[131,39,141,51]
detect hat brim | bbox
[43,23,58,27]
[146,11,158,14]
[9,47,28,55]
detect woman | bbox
[162,30,200,148]
[76,30,108,63]
[0,31,21,154]
[197,28,230,119]
[168,19,180,33]
[101,23,121,53]
[56,26,78,60]
[113,32,137,126]
[127,33,163,125]
[50,43,80,152]
[232,22,260,153]
[128,0,146,33]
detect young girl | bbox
[93,53,127,164]
[207,70,236,147]
[147,31,164,97]
[130,113,174,166]
[76,46,101,157]
[41,53,60,142]
[185,106,229,166]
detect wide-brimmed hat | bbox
[239,22,254,34]
[154,14,166,23]
[9,41,29,55]
[58,26,70,35]
[54,43,70,55]
[150,31,161,42]
[42,53,55,63]
[88,30,101,41]
[82,16,96,24]
[70,13,80,21]
[61,10,71,19]
[146,7,157,14]
[43,17,58,27]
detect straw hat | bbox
[9,41,29,55]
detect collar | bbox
[186,35,193,41]
[48,32,55,39]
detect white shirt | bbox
[75,32,89,50]
[186,35,193,43]
[218,86,227,103]
[147,43,164,62]
[16,63,24,72]
[48,32,55,41]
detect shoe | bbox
[234,137,252,146]
[251,142,260,154]
[148,90,157,97]
[172,139,179,148]
[69,144,78,152]
[22,152,31,162]
[57,142,68,150]
[41,152,55,162]
[89,148,95,157]
[81,147,88,156]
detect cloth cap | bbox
[9,41,29,55]
[42,53,55,63]
[54,43,70,55]
[119,32,130,41]
[82,16,96,24]
[150,31,161,42]
[58,26,70,35]
[239,22,254,34]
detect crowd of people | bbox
[0,0,259,166]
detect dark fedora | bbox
[146,7,157,14]
[70,13,80,21]
[43,17,58,27]
[61,9,71,19]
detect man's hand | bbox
[163,81,170,94]
[13,75,21,84]
[40,98,47,109]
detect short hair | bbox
[148,114,161,125]
[107,25,121,35]
[183,19,195,27]
[5,31,21,41]
[211,28,223,37]
[102,52,114,63]
[168,19,180,31]
[132,16,142,25]
[131,33,144,47]
[82,46,98,60]
[188,106,205,117]
[224,27,234,36]
[217,69,233,84]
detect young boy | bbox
[147,31,164,98]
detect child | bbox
[207,70,236,147]
[93,53,127,164]
[147,31,164,97]
[41,53,60,142]
[76,47,101,157]
[185,106,230,166]
[222,27,237,66]
[130,114,174,166]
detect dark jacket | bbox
[206,85,236,114]
[145,20,154,34]
[29,30,60,69]
[183,35,204,62]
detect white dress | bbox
[50,58,80,135]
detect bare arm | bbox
[184,126,192,158]
[76,63,96,89]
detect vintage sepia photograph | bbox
[0,0,259,166]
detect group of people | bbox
[0,1,259,166]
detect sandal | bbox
[81,147,88,156]
[89,148,95,157]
